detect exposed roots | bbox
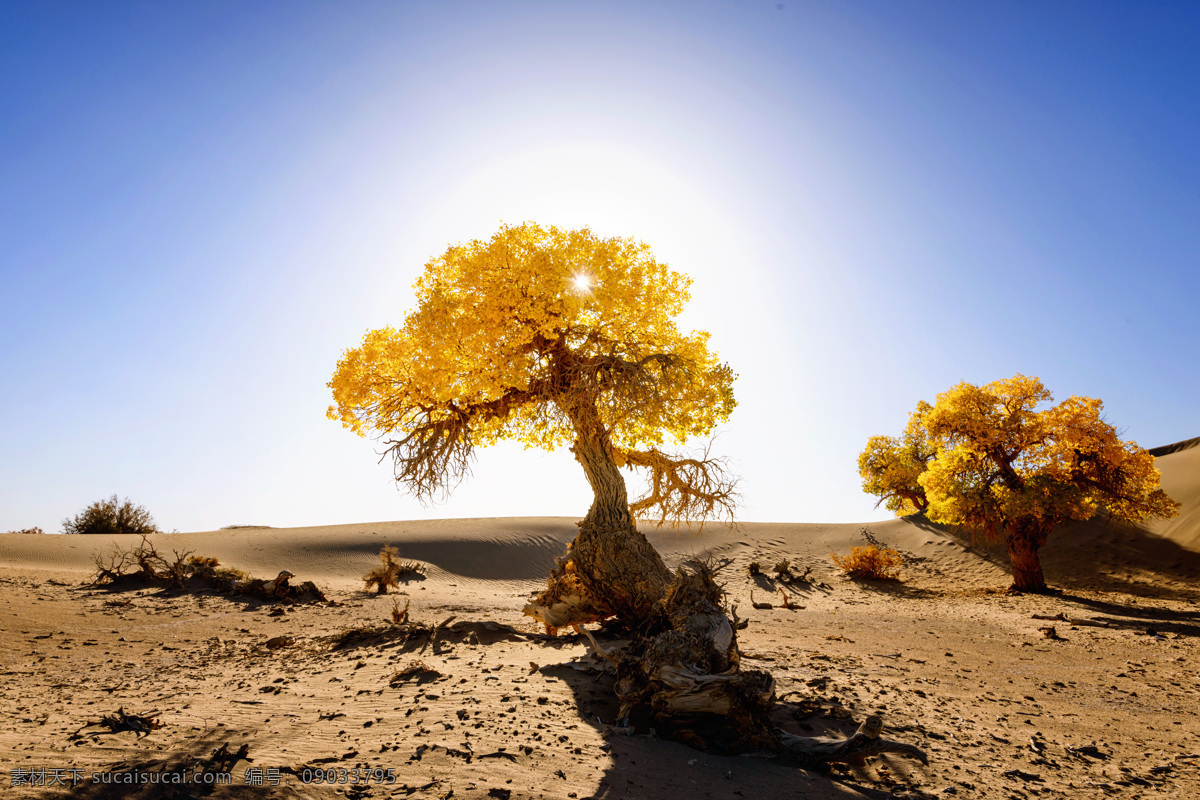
[523,553,613,635]
[530,550,928,769]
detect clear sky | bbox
[3,1,1198,534]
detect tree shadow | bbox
[534,627,930,800]
[333,528,571,581]
[899,514,1200,602]
[1051,593,1200,637]
[34,730,307,799]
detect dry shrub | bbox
[90,536,323,602]
[363,545,424,594]
[63,495,161,536]
[391,597,410,625]
[91,535,191,588]
[773,558,793,580]
[746,561,762,576]
[7,527,45,535]
[830,545,903,580]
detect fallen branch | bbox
[73,708,162,738]
[1032,613,1111,629]
[777,715,928,770]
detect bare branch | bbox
[380,388,532,502]
[622,443,739,530]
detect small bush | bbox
[63,495,161,536]
[364,545,424,594]
[746,561,762,576]
[830,545,903,580]
[773,559,793,580]
[7,527,44,535]
[391,597,410,625]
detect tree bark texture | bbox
[1007,517,1049,592]
[523,392,926,767]
[524,397,672,630]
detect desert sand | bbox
[2,439,1199,799]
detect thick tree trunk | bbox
[569,431,673,623]
[522,392,925,764]
[1007,517,1049,592]
[524,396,671,630]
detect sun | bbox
[571,272,593,293]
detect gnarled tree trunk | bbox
[525,397,671,630]
[1007,517,1050,592]
[524,396,926,768]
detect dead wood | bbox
[779,589,803,610]
[391,597,410,625]
[532,556,928,766]
[89,536,327,603]
[1032,613,1112,628]
[73,708,163,738]
[389,661,443,686]
[777,715,928,770]
[206,743,251,772]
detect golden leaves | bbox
[862,374,1180,540]
[327,222,735,460]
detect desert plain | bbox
[2,439,1199,800]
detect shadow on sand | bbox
[538,626,933,800]
[900,513,1200,602]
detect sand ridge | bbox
[1,445,1198,798]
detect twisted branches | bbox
[622,444,739,529]
[380,388,532,502]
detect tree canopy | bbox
[327,222,737,530]
[326,225,932,764]
[860,374,1179,590]
[857,400,935,517]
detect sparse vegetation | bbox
[90,535,324,602]
[746,561,762,576]
[63,494,161,536]
[220,524,274,530]
[363,545,424,594]
[773,558,793,580]
[6,527,44,535]
[830,545,904,580]
[391,597,410,625]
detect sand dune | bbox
[1,441,1197,798]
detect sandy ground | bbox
[2,442,1199,799]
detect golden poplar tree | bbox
[328,222,738,624]
[859,375,1179,591]
[330,223,930,763]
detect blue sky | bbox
[2,1,1198,533]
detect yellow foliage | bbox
[830,546,903,580]
[857,401,935,516]
[328,222,736,458]
[862,374,1180,539]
